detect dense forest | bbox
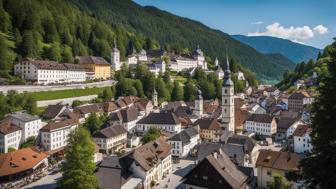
[277,46,332,90]
[0,0,294,83]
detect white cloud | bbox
[313,25,328,35]
[251,21,263,25]
[247,22,314,42]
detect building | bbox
[42,104,67,120]
[78,56,111,80]
[293,124,312,154]
[0,119,22,153]
[95,156,142,189]
[92,125,127,154]
[8,112,42,142]
[136,112,181,134]
[40,118,78,151]
[152,89,158,107]
[193,89,203,117]
[73,104,104,122]
[123,139,172,188]
[288,91,313,112]
[135,99,154,116]
[110,108,141,133]
[256,150,302,189]
[194,118,223,142]
[111,39,121,71]
[167,127,200,158]
[14,58,86,84]
[276,117,304,141]
[222,56,235,132]
[148,60,166,75]
[237,71,245,81]
[0,148,48,185]
[183,149,254,189]
[244,114,277,136]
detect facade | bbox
[194,118,223,142]
[0,148,48,184]
[183,149,253,189]
[167,127,199,158]
[222,56,235,132]
[14,59,86,84]
[78,56,111,80]
[126,139,172,188]
[244,114,277,136]
[8,112,41,142]
[293,124,313,154]
[288,91,313,112]
[0,119,22,153]
[276,117,303,141]
[92,125,127,154]
[193,90,203,117]
[111,40,121,71]
[237,71,245,80]
[152,89,158,107]
[168,46,208,72]
[136,112,181,134]
[256,150,302,189]
[40,119,78,151]
[110,108,141,133]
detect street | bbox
[22,172,61,189]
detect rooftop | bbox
[256,150,301,171]
[8,111,40,122]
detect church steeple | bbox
[153,88,158,107]
[111,38,120,71]
[194,89,203,117]
[222,54,235,132]
[223,55,233,86]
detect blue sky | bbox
[135,0,335,49]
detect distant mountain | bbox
[232,35,322,63]
[69,0,296,81]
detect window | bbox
[267,170,272,176]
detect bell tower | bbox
[222,55,235,132]
[111,39,120,71]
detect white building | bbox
[111,39,121,71]
[193,90,203,117]
[222,56,235,132]
[245,114,277,136]
[8,111,42,142]
[136,112,181,134]
[127,139,172,188]
[40,119,78,151]
[168,127,199,158]
[237,71,245,80]
[14,58,86,85]
[293,124,313,154]
[110,108,142,133]
[148,60,166,75]
[0,119,22,153]
[92,125,127,154]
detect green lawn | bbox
[28,87,110,101]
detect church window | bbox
[225,89,228,94]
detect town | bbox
[0,42,321,189]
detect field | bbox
[28,87,110,101]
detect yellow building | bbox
[77,56,111,80]
[256,150,303,189]
[194,118,223,142]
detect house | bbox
[73,104,104,122]
[42,104,67,120]
[216,65,224,79]
[95,156,142,189]
[123,139,172,188]
[276,117,304,141]
[127,132,141,148]
[167,127,200,158]
[0,148,48,184]
[77,56,111,80]
[110,108,141,133]
[8,111,42,142]
[183,149,254,189]
[40,118,78,151]
[244,114,277,136]
[0,118,22,153]
[194,118,223,142]
[102,101,119,114]
[134,99,153,116]
[256,150,302,189]
[237,71,245,80]
[293,124,312,154]
[92,125,127,154]
[223,135,258,166]
[288,91,313,112]
[14,58,87,84]
[136,112,181,134]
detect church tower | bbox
[153,88,158,107]
[111,39,120,71]
[194,89,203,117]
[222,55,235,132]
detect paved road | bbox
[23,172,61,189]
[37,94,98,107]
[155,159,195,189]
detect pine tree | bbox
[21,30,39,58]
[183,81,196,101]
[62,46,74,63]
[100,88,113,102]
[24,96,37,115]
[301,40,336,188]
[172,81,184,101]
[57,127,98,189]
[0,35,14,78]
[45,43,61,61]
[83,113,102,134]
[133,79,145,97]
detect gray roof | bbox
[8,112,39,122]
[226,135,255,153]
[42,104,65,119]
[137,112,180,125]
[93,125,127,138]
[197,142,224,161]
[110,108,139,123]
[168,127,198,145]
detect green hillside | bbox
[0,0,295,83]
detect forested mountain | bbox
[0,0,295,82]
[232,35,322,63]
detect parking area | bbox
[155,158,195,189]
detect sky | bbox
[135,0,335,49]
